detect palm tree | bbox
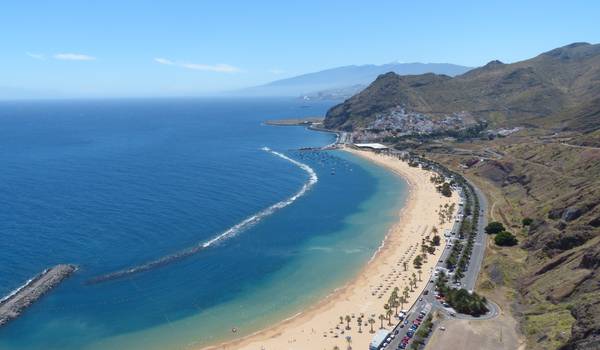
[378,314,385,329]
[368,317,376,333]
[399,296,406,310]
[345,315,351,330]
[403,261,408,271]
[386,309,393,326]
[392,297,399,316]
[357,318,362,333]
[418,269,422,281]
[339,315,344,325]
[403,286,410,300]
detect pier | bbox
[0,264,77,327]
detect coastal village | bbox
[351,106,478,143]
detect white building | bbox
[369,329,390,350]
[354,143,389,150]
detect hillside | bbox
[237,62,472,98]
[418,129,600,350]
[335,42,600,349]
[324,42,600,133]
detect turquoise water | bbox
[0,98,406,349]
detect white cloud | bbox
[26,52,45,60]
[269,68,285,75]
[154,57,174,65]
[53,53,96,61]
[181,63,239,73]
[154,57,239,73]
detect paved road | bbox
[461,181,488,291]
[432,298,500,321]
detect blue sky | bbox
[1,0,599,98]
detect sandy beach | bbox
[201,148,458,350]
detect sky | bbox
[1,0,599,99]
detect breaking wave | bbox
[87,147,318,284]
[0,270,47,303]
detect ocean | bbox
[0,98,407,350]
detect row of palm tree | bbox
[338,313,372,334]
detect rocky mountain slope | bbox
[325,42,600,133]
[468,135,600,350]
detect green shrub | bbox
[485,221,505,234]
[495,231,518,246]
[522,217,533,226]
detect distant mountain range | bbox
[325,42,600,132]
[236,63,472,99]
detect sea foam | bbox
[87,147,318,284]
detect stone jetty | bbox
[0,264,77,327]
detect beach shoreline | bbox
[199,147,458,350]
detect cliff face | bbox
[324,42,600,133]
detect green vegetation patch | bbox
[485,221,505,234]
[523,306,574,349]
[495,231,518,246]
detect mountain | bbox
[326,42,600,349]
[237,62,472,98]
[325,42,600,132]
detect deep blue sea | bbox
[0,98,407,350]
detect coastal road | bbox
[460,182,488,291]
